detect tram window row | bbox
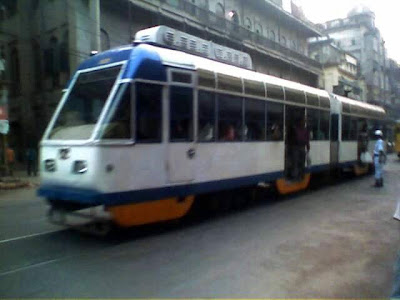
[100,82,335,143]
[341,116,388,141]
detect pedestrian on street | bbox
[6,146,15,176]
[373,130,386,188]
[26,147,38,176]
[392,252,400,298]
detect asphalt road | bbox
[0,159,399,297]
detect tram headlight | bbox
[44,159,56,172]
[73,160,88,174]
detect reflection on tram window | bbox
[170,86,193,142]
[349,118,358,140]
[136,83,162,143]
[342,116,350,140]
[320,111,330,140]
[101,83,131,139]
[218,94,242,142]
[198,91,216,142]
[266,102,283,141]
[49,66,121,140]
[245,98,266,141]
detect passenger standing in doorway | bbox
[373,130,386,187]
[26,147,38,176]
[293,117,310,180]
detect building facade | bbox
[309,37,363,101]
[0,0,322,160]
[319,5,391,107]
[388,59,400,119]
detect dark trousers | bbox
[27,160,37,176]
[293,146,306,179]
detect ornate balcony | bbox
[131,0,322,73]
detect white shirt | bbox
[374,138,384,155]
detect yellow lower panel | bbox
[276,174,311,195]
[107,196,194,227]
[354,164,369,176]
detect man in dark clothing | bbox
[293,118,310,180]
[26,147,38,176]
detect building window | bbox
[10,46,20,96]
[215,3,224,17]
[244,17,252,31]
[291,40,296,50]
[0,0,17,20]
[255,23,263,35]
[166,0,179,8]
[281,36,286,47]
[198,0,208,9]
[31,0,39,11]
[32,40,42,91]
[60,31,69,75]
[101,29,110,51]
[44,37,60,88]
[270,30,276,42]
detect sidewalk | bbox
[0,168,40,190]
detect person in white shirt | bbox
[373,130,386,187]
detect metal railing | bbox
[160,0,321,69]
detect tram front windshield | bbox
[48,66,121,140]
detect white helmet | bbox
[374,130,383,136]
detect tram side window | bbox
[342,116,351,141]
[349,118,358,140]
[245,98,266,141]
[136,83,162,143]
[100,83,131,139]
[320,111,330,140]
[198,91,216,142]
[306,109,319,140]
[218,94,243,142]
[266,102,283,141]
[170,86,193,142]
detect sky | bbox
[285,0,400,63]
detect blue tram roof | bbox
[75,44,167,82]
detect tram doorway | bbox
[330,113,339,166]
[166,84,196,183]
[284,106,306,180]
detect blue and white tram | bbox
[38,26,386,229]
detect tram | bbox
[37,26,386,231]
[395,122,400,157]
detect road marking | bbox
[0,258,62,276]
[0,230,60,244]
